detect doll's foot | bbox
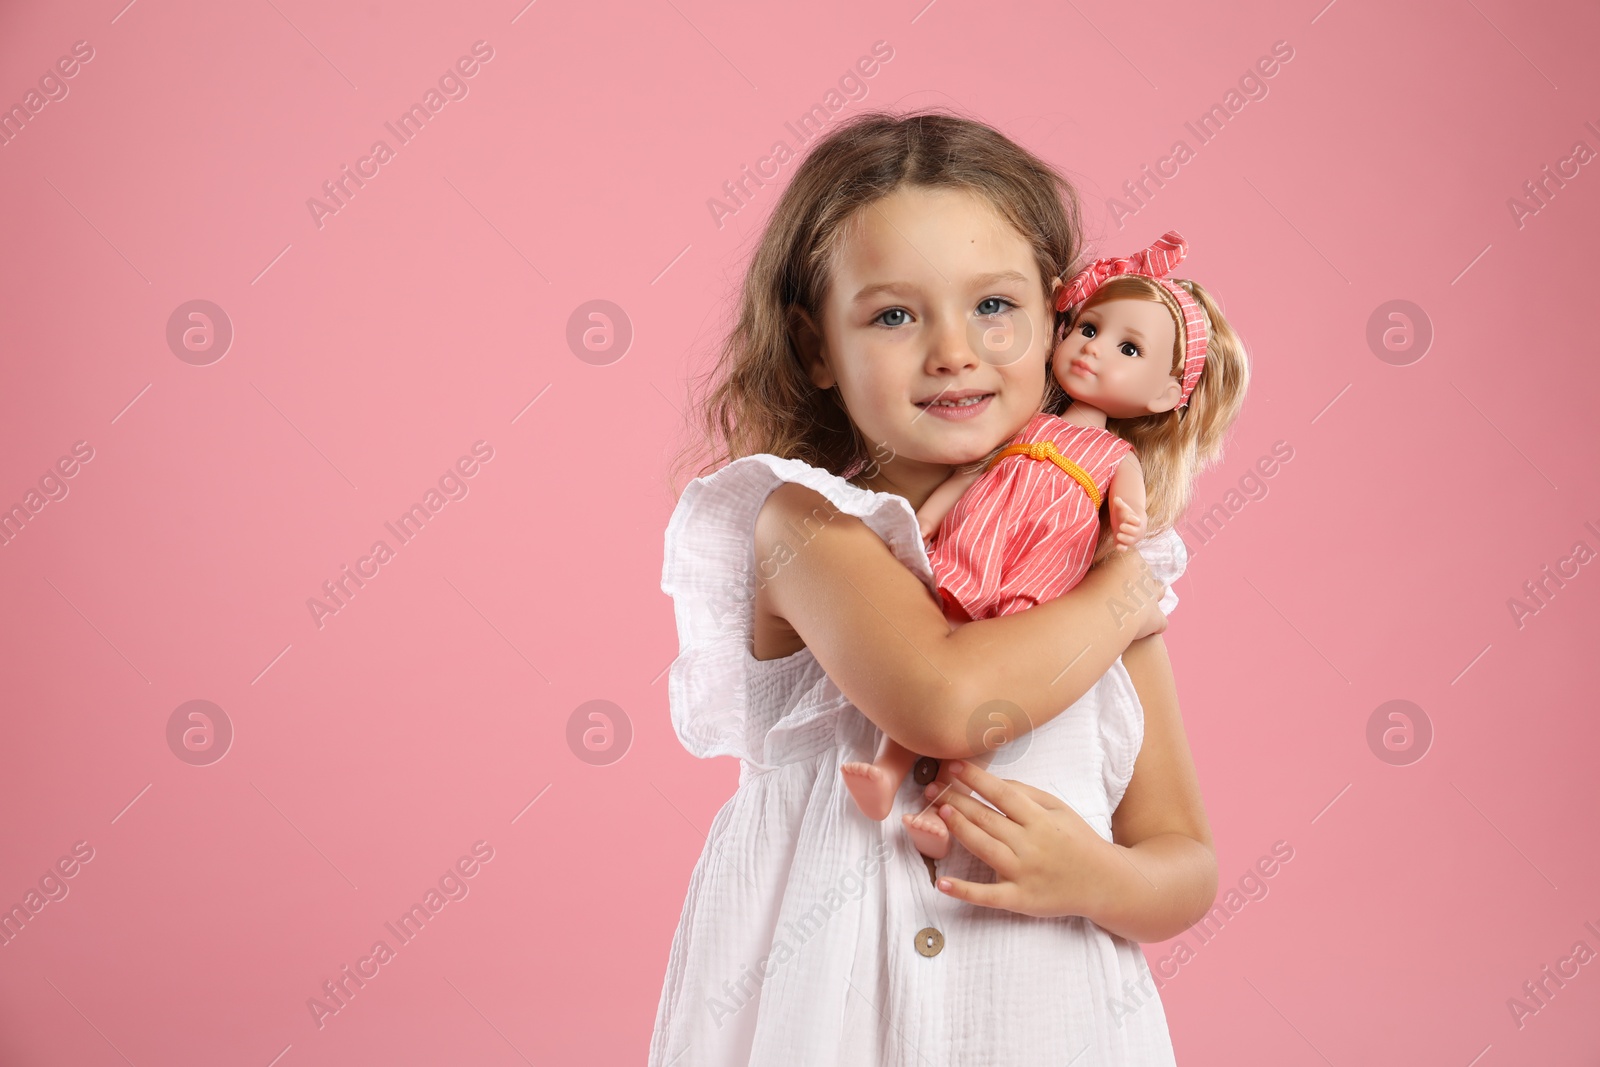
[902,810,951,860]
[841,762,897,820]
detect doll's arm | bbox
[1107,453,1147,551]
[916,467,985,541]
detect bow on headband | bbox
[1055,230,1208,408]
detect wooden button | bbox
[912,757,940,785]
[914,926,944,957]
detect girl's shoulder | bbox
[663,453,937,612]
[669,454,881,538]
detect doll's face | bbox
[794,184,1052,477]
[1054,297,1183,418]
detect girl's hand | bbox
[1109,494,1146,550]
[923,759,1121,920]
[1133,604,1168,641]
[1105,547,1166,640]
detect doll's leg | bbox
[901,808,951,859]
[841,738,919,821]
[901,749,996,860]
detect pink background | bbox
[3,0,1598,1062]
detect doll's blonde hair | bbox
[1055,274,1249,560]
[668,109,1084,492]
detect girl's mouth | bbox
[915,393,994,420]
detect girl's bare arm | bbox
[1091,634,1218,942]
[756,482,1165,759]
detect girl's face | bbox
[792,184,1053,501]
[1055,297,1183,418]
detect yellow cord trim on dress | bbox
[985,441,1101,509]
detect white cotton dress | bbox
[650,453,1188,1067]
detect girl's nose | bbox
[927,317,980,373]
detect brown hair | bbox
[1055,274,1250,560]
[668,109,1085,493]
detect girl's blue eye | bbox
[875,308,910,327]
[1119,341,1141,357]
[976,297,1015,316]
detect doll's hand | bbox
[1110,495,1146,551]
[915,467,981,544]
[923,760,1120,920]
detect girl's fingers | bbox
[935,874,1013,910]
[935,800,1017,875]
[945,760,1037,825]
[923,769,975,800]
[1002,780,1068,811]
[936,790,1022,848]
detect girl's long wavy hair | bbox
[668,109,1085,493]
[1056,274,1250,562]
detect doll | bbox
[840,230,1248,859]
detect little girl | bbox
[842,231,1248,859]
[654,110,1220,1066]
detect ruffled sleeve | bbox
[1139,525,1188,617]
[660,454,939,763]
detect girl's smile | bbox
[914,389,994,420]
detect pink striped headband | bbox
[1055,230,1208,408]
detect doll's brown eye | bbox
[1119,341,1141,357]
[1079,323,1096,337]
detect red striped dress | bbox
[927,410,1133,623]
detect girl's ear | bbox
[787,304,834,390]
